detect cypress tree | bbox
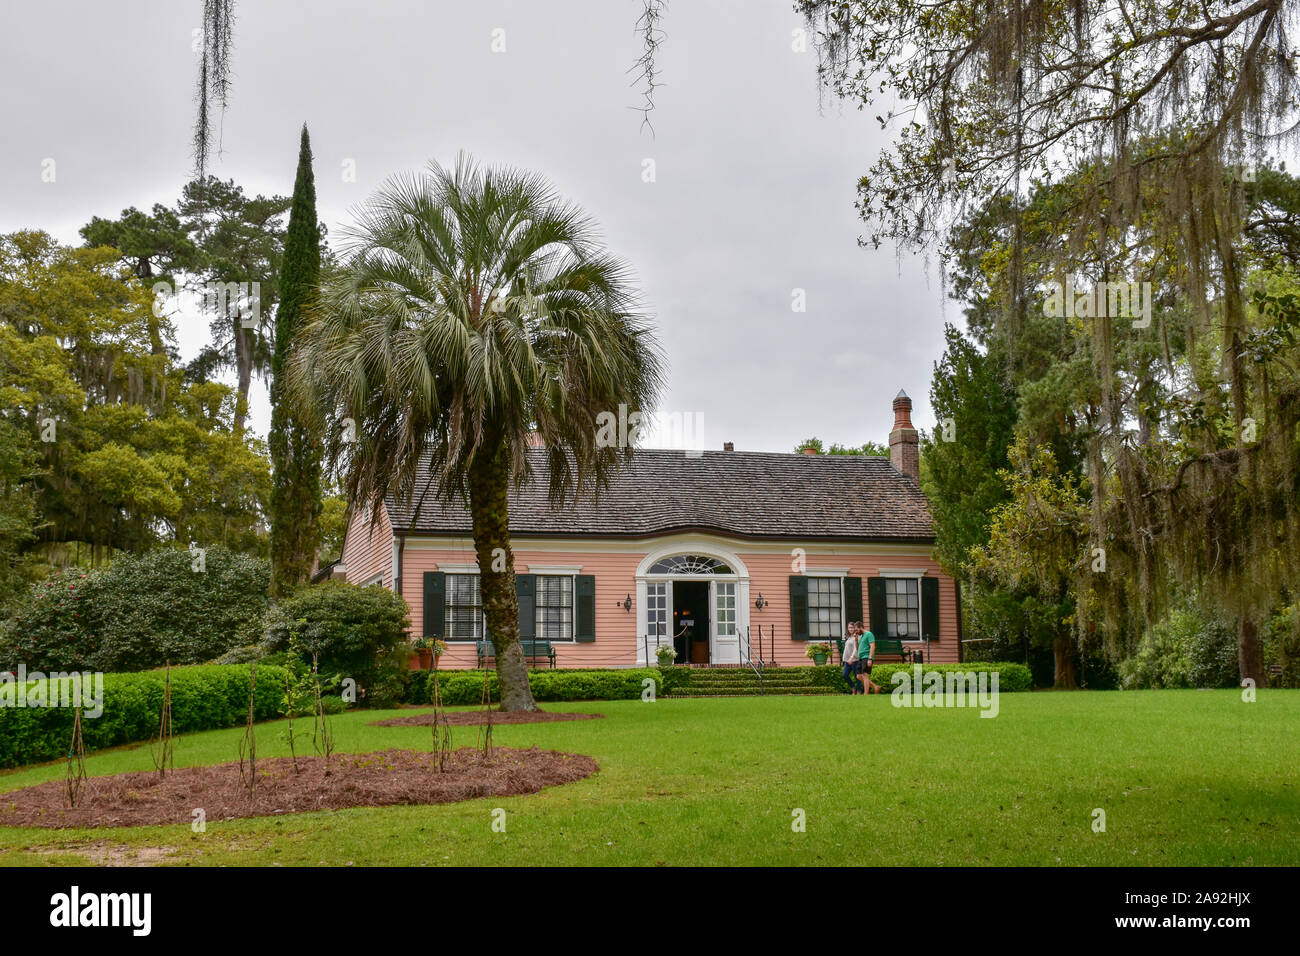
[269,124,323,597]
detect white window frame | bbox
[882,575,924,640]
[440,570,581,643]
[534,572,576,643]
[804,574,844,641]
[444,572,485,642]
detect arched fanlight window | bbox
[647,554,733,575]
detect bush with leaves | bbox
[1119,604,1238,690]
[0,547,269,672]
[261,582,410,705]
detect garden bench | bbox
[835,637,919,664]
[870,637,920,663]
[476,639,557,669]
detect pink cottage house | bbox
[332,391,960,669]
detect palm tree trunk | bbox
[468,439,538,712]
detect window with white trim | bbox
[445,574,484,641]
[647,582,668,640]
[885,577,921,638]
[807,577,842,639]
[535,574,573,640]
[715,582,737,638]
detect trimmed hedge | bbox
[0,663,288,769]
[868,661,1033,693]
[416,668,662,705]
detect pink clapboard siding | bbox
[374,530,960,668]
[401,545,644,670]
[736,551,959,666]
[339,505,393,588]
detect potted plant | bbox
[805,641,832,666]
[411,637,435,671]
[655,643,678,666]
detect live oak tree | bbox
[268,126,324,598]
[0,231,270,571]
[0,420,43,611]
[801,0,1300,685]
[292,156,665,712]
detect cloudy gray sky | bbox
[1,0,950,453]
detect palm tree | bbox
[292,155,666,711]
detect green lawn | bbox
[1,690,1297,866]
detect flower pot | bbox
[812,653,828,666]
[409,648,433,671]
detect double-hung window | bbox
[885,577,921,638]
[445,574,484,641]
[807,577,842,639]
[535,574,573,641]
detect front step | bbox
[670,686,841,697]
[664,666,848,698]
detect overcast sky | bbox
[0,0,950,453]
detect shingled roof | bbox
[384,448,934,543]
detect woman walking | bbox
[841,622,860,694]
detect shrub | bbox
[365,655,411,710]
[0,547,269,673]
[657,664,692,697]
[0,663,288,768]
[868,661,1033,693]
[261,582,411,706]
[211,644,266,666]
[1119,605,1237,689]
[416,668,662,706]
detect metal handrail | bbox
[742,625,765,695]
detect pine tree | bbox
[269,125,323,598]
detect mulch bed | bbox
[371,710,604,727]
[0,747,598,830]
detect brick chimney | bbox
[723,441,734,451]
[889,389,919,481]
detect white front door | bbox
[711,580,740,664]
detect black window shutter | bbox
[844,577,863,627]
[575,574,596,642]
[921,576,940,641]
[423,571,446,639]
[867,576,888,638]
[789,576,808,640]
[516,574,536,639]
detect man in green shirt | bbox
[857,624,881,694]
